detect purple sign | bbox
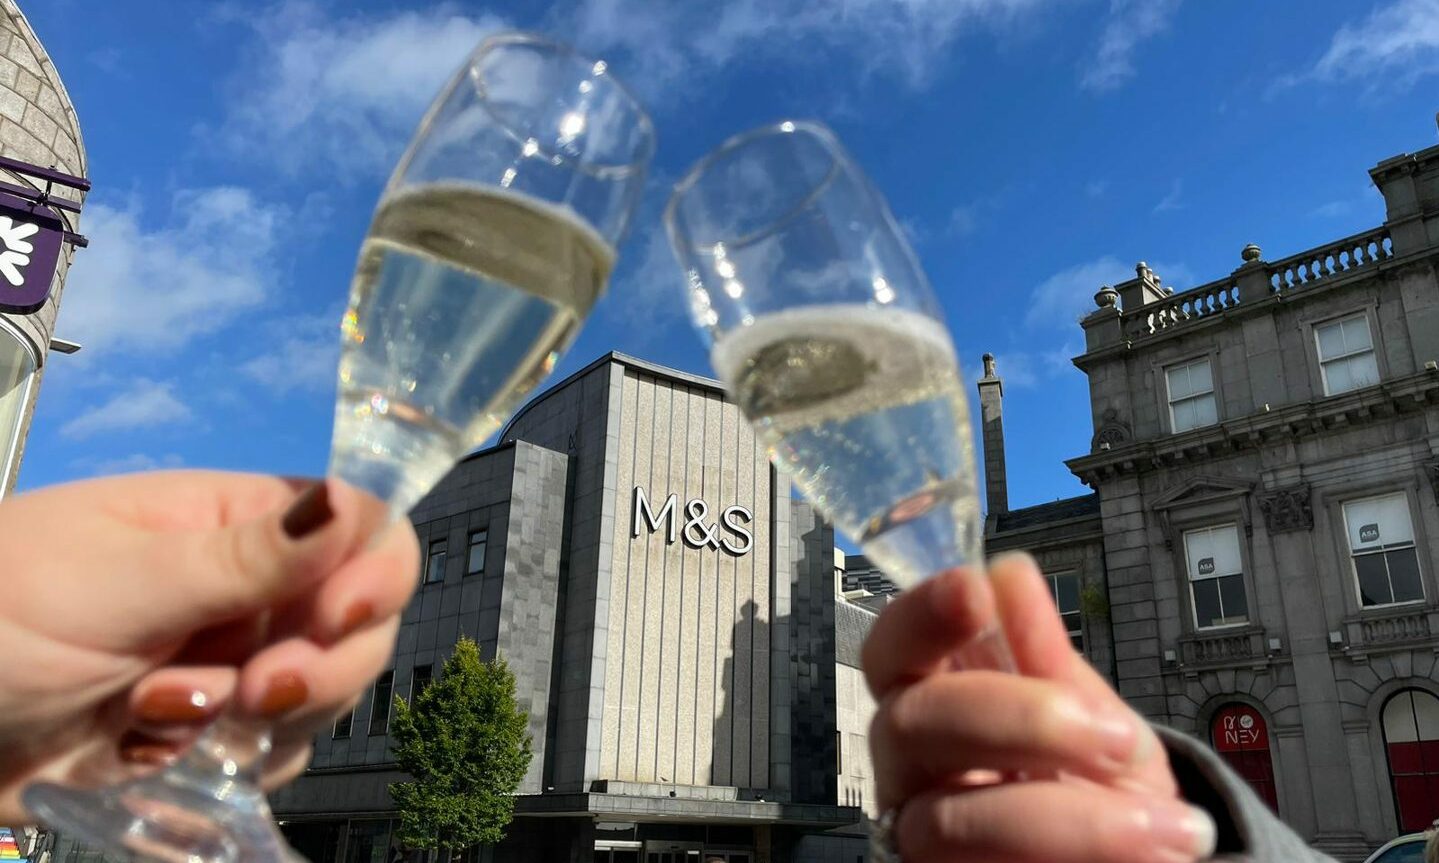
[0,191,64,315]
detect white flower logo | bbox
[0,216,39,288]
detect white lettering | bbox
[631,486,753,556]
[721,505,754,555]
[632,486,678,543]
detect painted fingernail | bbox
[258,671,309,717]
[282,482,334,540]
[135,686,213,723]
[1142,800,1218,863]
[339,600,375,638]
[118,731,181,766]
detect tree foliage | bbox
[388,638,533,852]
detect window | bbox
[1184,525,1249,629]
[1381,689,1439,832]
[1166,358,1217,433]
[423,539,447,584]
[467,529,488,576]
[0,324,36,496]
[1315,314,1379,396]
[1344,494,1424,607]
[1046,572,1084,651]
[332,708,353,739]
[1372,840,1427,863]
[411,664,433,701]
[369,670,393,735]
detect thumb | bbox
[152,480,391,633]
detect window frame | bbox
[410,663,433,702]
[423,538,448,585]
[1313,312,1381,397]
[1164,355,1219,434]
[368,669,394,736]
[466,528,488,576]
[1045,571,1085,651]
[1183,523,1251,631]
[332,708,353,739]
[0,319,38,498]
[1342,492,1425,610]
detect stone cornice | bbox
[1067,370,1439,486]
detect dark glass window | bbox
[411,664,433,701]
[332,709,353,739]
[1046,572,1084,651]
[369,670,393,735]
[424,539,447,584]
[467,530,488,576]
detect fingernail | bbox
[282,482,334,540]
[1141,800,1218,863]
[989,550,1038,570]
[118,731,181,766]
[1054,697,1140,770]
[339,600,375,638]
[258,671,309,717]
[135,686,213,724]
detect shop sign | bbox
[631,485,753,555]
[0,191,64,315]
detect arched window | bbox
[0,321,36,494]
[1210,704,1278,811]
[1382,689,1439,832]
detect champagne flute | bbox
[25,33,654,863]
[665,120,1014,671]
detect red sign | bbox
[1212,704,1268,752]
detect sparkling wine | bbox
[332,182,614,514]
[711,303,979,586]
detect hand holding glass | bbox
[25,33,653,863]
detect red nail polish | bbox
[118,731,181,766]
[282,482,334,540]
[339,601,375,638]
[135,686,212,723]
[258,671,309,717]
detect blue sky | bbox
[15,0,1439,513]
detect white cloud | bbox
[212,1,507,177]
[60,379,195,440]
[73,452,186,477]
[560,0,1058,97]
[947,205,980,236]
[1025,255,1193,330]
[55,187,283,361]
[1153,178,1184,213]
[1085,179,1110,198]
[241,311,341,395]
[1080,0,1181,92]
[1308,0,1439,89]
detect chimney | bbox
[977,353,1007,515]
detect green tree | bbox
[389,638,533,854]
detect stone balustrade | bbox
[1178,628,1265,667]
[1116,227,1394,339]
[1267,227,1393,292]
[1357,608,1431,645]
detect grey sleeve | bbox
[1155,726,1338,863]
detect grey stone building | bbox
[273,354,876,863]
[972,123,1439,861]
[0,0,88,497]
